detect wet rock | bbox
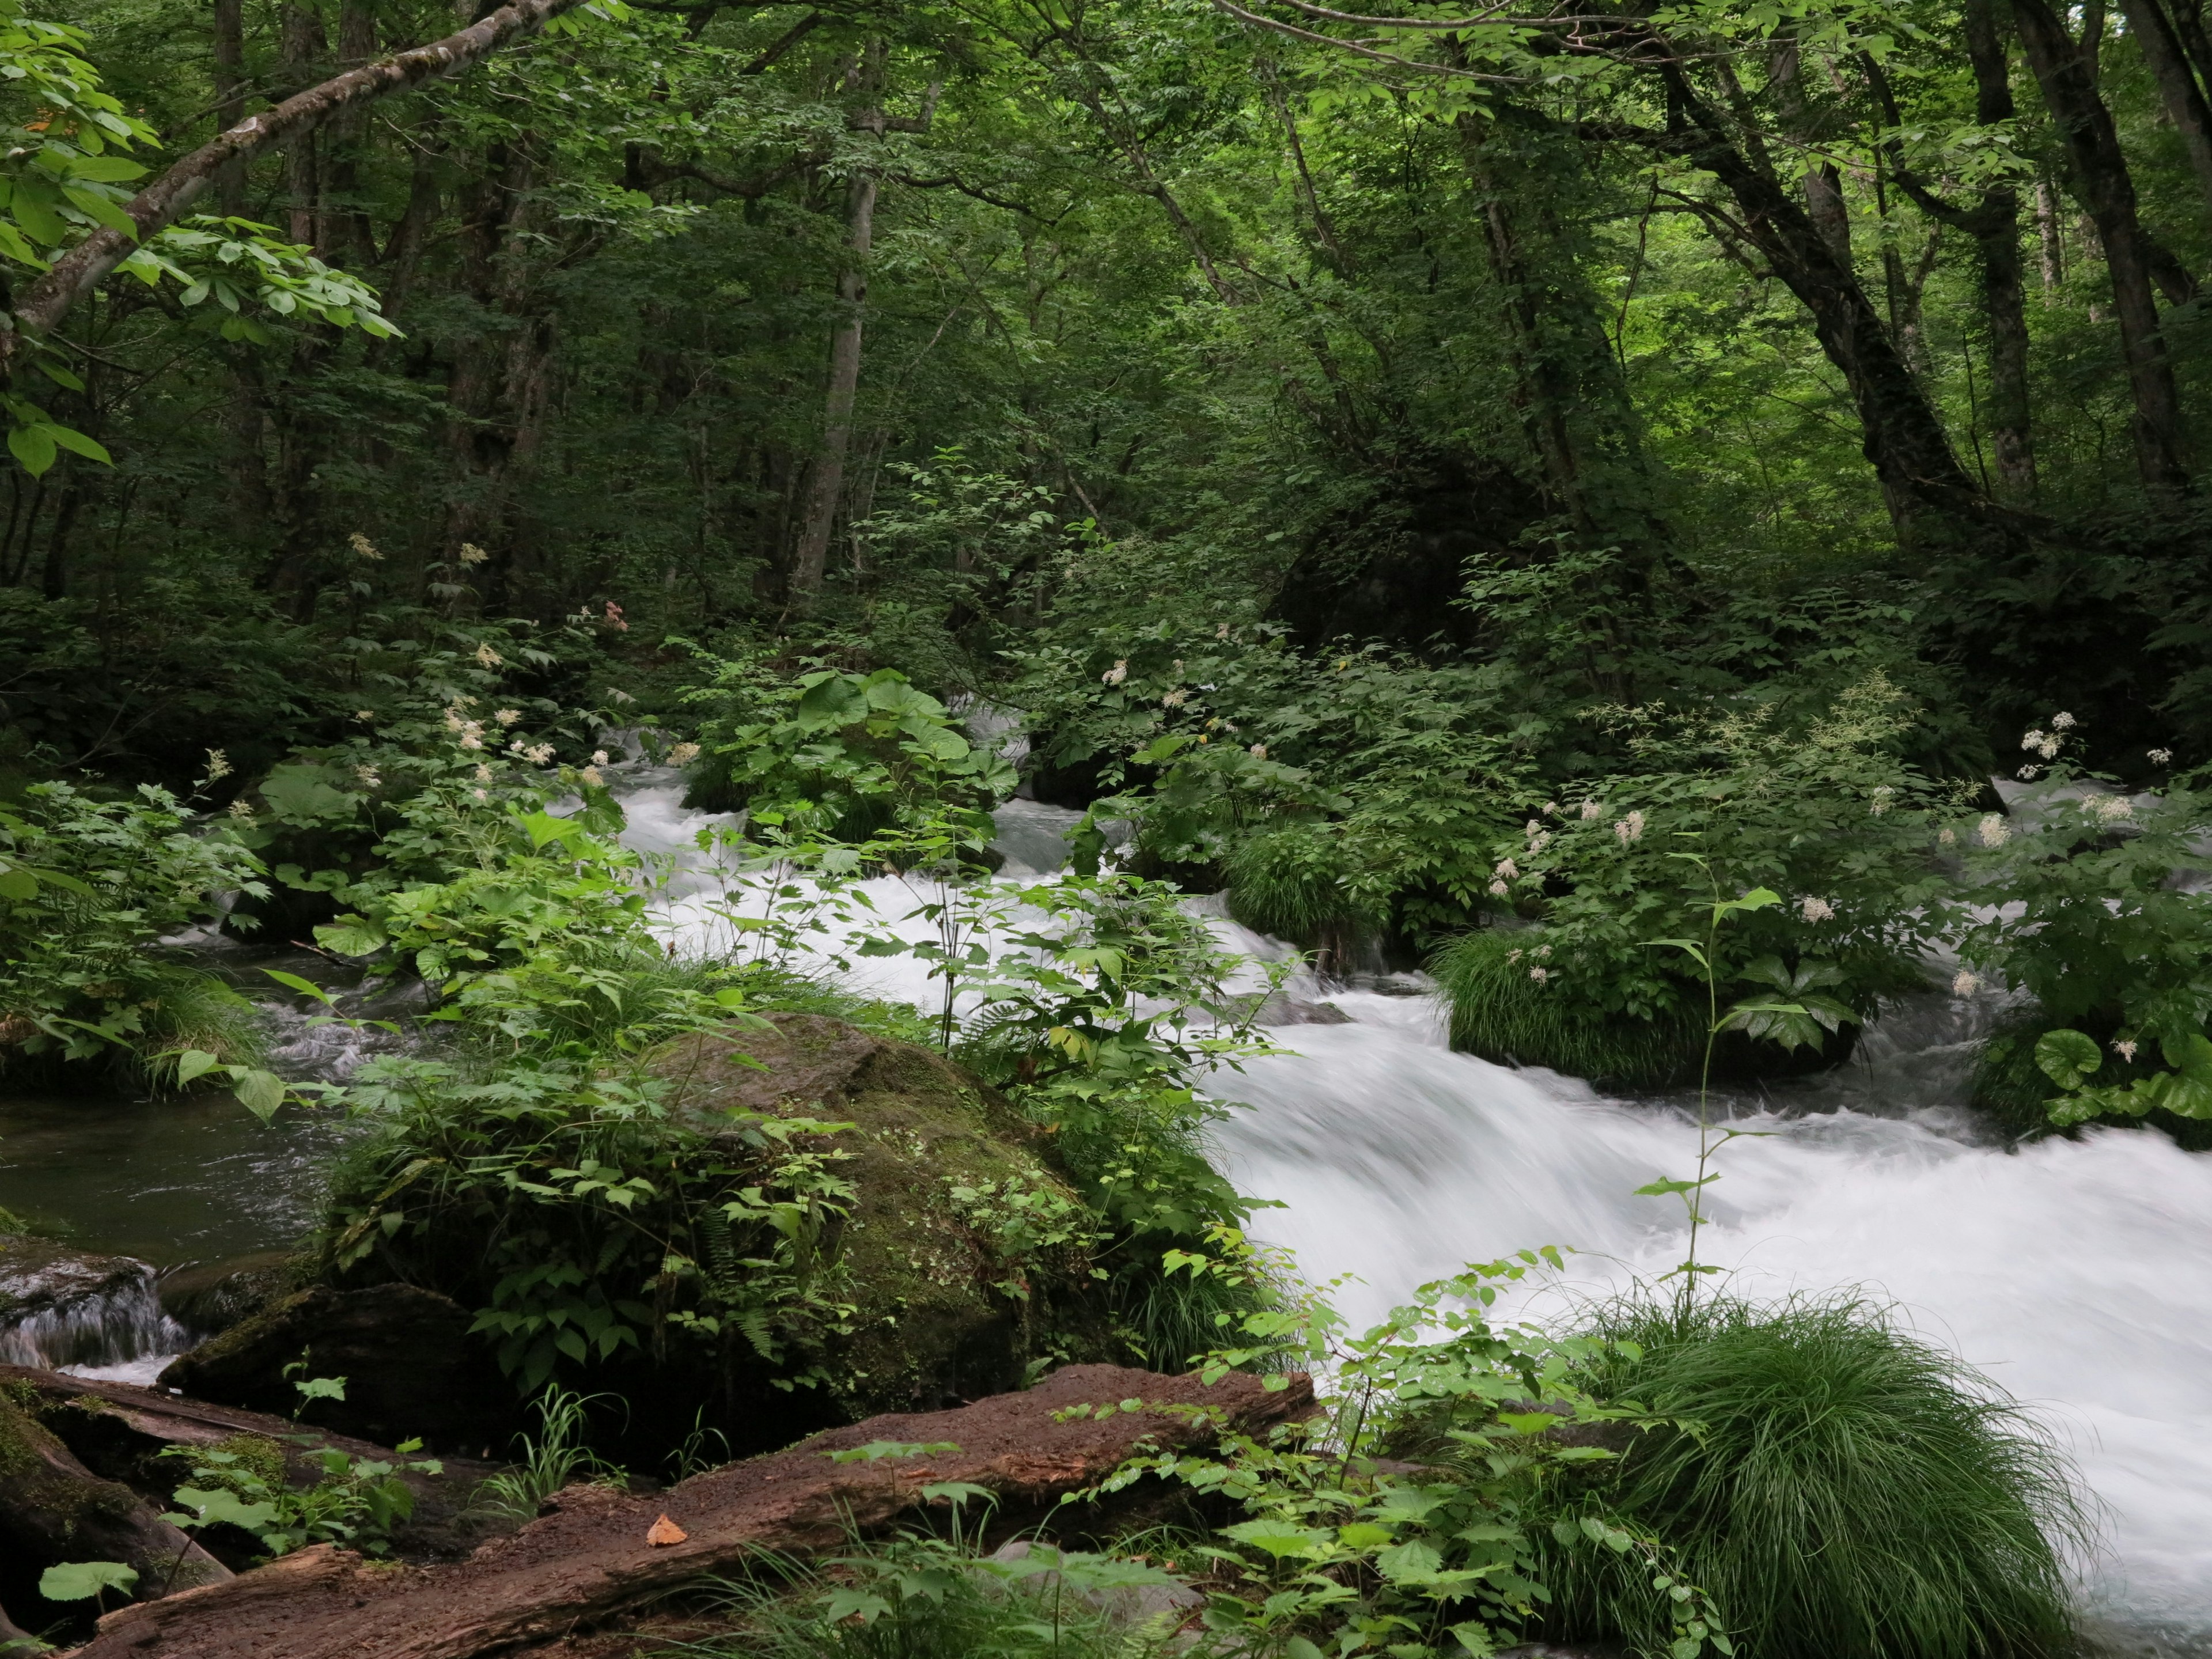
[0,1234,188,1370]
[1250,992,1354,1027]
[654,1013,1111,1416]
[158,1250,296,1336]
[157,1281,507,1449]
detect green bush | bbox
[1543,1296,2086,1659]
[1430,927,1704,1088]
[1969,1012,2212,1152]
[1223,820,1377,960]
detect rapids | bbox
[624,760,2212,1649]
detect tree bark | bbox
[211,0,248,215]
[791,41,887,606]
[2013,0,2194,493]
[2116,0,2212,220]
[279,2,330,249]
[0,1395,232,1600]
[0,0,595,377]
[1962,0,2037,497]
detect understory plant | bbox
[1544,1294,2086,1659]
[1095,1234,1728,1659]
[1952,725,2212,1139]
[1449,676,1957,1083]
[0,774,271,1084]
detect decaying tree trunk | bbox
[0,1394,232,1602]
[69,1362,1312,1659]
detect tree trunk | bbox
[279,3,329,250]
[0,1395,231,1601]
[211,0,247,215]
[790,41,887,607]
[2014,0,2194,493]
[1964,0,2037,495]
[1650,62,1993,533]
[2117,0,2212,220]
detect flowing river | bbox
[2,757,2207,1652]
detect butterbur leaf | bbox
[645,1513,687,1546]
[40,1560,138,1601]
[2035,1028,2103,1091]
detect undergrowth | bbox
[1430,927,1703,1088]
[1544,1293,2089,1659]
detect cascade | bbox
[620,760,2212,1644]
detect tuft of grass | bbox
[1429,928,1702,1088]
[1541,1294,2089,1659]
[472,1387,627,1521]
[3,963,265,1092]
[1224,823,1376,957]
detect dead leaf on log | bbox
[645,1514,688,1547]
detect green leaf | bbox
[174,1048,220,1086]
[7,421,56,475]
[261,967,337,1005]
[39,1560,138,1601]
[61,184,138,237]
[1221,1519,1334,1559]
[519,810,585,850]
[232,1068,286,1123]
[2034,1028,2103,1091]
[313,916,389,958]
[46,423,112,464]
[169,1486,279,1531]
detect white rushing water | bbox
[609,758,2212,1646]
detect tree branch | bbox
[2,0,596,367]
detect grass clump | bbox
[1223,822,1376,960]
[1543,1294,2088,1659]
[1430,927,1702,1088]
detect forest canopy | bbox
[0,0,2202,786]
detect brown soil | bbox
[68,1361,1313,1659]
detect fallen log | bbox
[0,1392,230,1603]
[68,1362,1313,1659]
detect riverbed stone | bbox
[157,1281,507,1449]
[652,1013,1111,1416]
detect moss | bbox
[656,1016,1114,1415]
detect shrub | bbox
[1222,820,1377,968]
[1544,1295,2087,1659]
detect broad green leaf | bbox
[169,1486,279,1531]
[261,968,336,1005]
[39,1560,138,1601]
[46,423,112,464]
[313,915,388,957]
[1221,1518,1333,1559]
[2035,1028,2103,1091]
[174,1048,220,1086]
[7,421,56,475]
[232,1068,286,1123]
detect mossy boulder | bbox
[653,1013,1109,1416]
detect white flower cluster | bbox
[495,708,521,726]
[1870,785,1895,816]
[458,542,489,565]
[475,642,503,669]
[1162,687,1188,708]
[2150,747,2174,765]
[355,765,381,788]
[2081,794,2134,823]
[1978,813,2010,847]
[1579,798,1602,821]
[1613,809,1646,845]
[1102,659,1128,685]
[2116,1039,2138,1063]
[349,531,382,561]
[444,706,487,751]
[1799,895,1834,923]
[1952,969,1979,997]
[1249,744,1268,759]
[204,748,232,782]
[668,742,701,765]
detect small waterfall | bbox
[0,1248,193,1384]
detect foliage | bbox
[681,657,1014,843]
[1954,730,2212,1131]
[324,1050,855,1396]
[160,1426,443,1559]
[0,776,275,1084]
[1430,927,1704,1088]
[1550,1296,2086,1659]
[676,1531,1194,1659]
[1094,1234,1728,1659]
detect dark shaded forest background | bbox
[7,0,2211,791]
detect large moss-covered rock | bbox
[653,1013,1108,1416]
